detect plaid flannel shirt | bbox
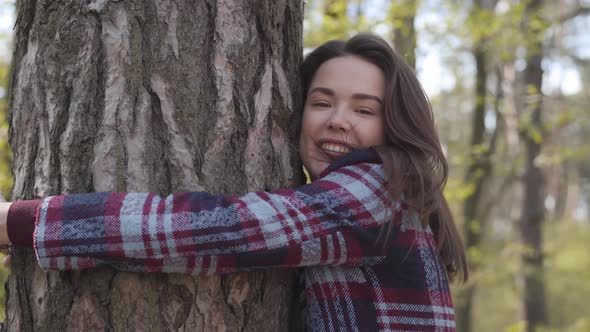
[34,150,455,331]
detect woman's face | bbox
[299,55,386,179]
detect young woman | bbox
[0,34,467,331]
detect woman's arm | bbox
[4,151,401,275]
[37,161,396,275]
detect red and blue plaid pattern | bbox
[34,150,455,331]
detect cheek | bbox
[374,121,386,144]
[359,119,386,146]
[300,108,318,139]
[299,110,313,155]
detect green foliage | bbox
[538,144,590,167]
[0,1,14,319]
[388,0,417,34]
[445,177,476,202]
[435,1,590,331]
[0,58,13,199]
[451,219,590,332]
[544,220,590,329]
[304,0,376,48]
[0,253,7,320]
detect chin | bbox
[308,164,328,180]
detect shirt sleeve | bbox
[7,199,42,246]
[34,162,397,275]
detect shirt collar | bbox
[318,148,382,178]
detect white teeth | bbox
[321,143,351,154]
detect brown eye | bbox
[356,108,375,115]
[313,101,331,108]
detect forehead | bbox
[310,55,385,98]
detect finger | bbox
[2,254,11,268]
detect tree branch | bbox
[557,5,590,23]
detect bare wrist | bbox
[0,202,13,247]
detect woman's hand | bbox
[2,253,10,268]
[0,202,11,247]
[0,202,12,268]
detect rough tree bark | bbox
[518,0,548,330]
[6,0,303,331]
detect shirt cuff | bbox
[7,199,41,246]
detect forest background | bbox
[0,0,588,331]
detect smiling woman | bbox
[0,33,466,331]
[300,55,386,179]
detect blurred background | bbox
[0,0,589,331]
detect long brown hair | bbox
[301,34,468,282]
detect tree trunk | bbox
[518,0,548,330]
[6,0,304,331]
[389,0,417,70]
[455,2,500,330]
[552,162,568,220]
[456,47,489,332]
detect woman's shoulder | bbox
[313,149,386,196]
[318,148,382,178]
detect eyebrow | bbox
[309,87,383,105]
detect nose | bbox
[326,107,351,132]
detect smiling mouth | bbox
[320,143,351,156]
